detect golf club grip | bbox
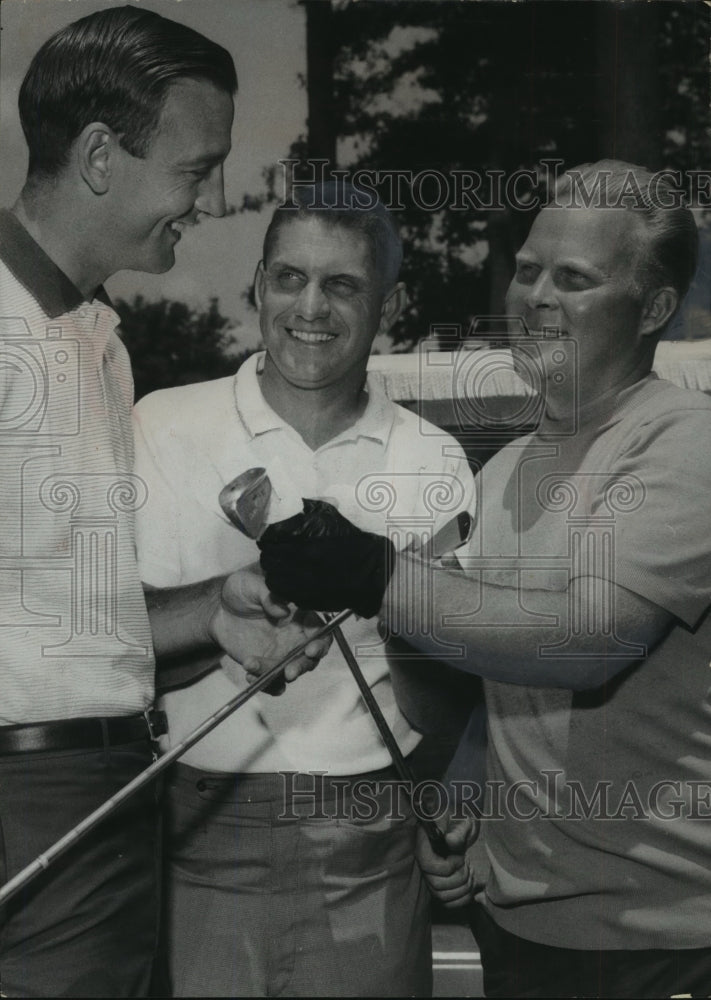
[0,608,353,907]
[328,621,451,858]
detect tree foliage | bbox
[274,1,711,349]
[116,295,253,401]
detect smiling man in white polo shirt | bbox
[133,182,475,997]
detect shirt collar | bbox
[234,351,396,447]
[0,208,113,318]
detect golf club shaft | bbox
[0,608,353,907]
[327,619,449,857]
[332,614,479,932]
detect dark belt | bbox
[176,756,416,797]
[0,710,168,755]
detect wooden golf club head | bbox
[219,467,272,539]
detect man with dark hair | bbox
[13,4,237,282]
[132,182,475,997]
[0,7,326,996]
[259,161,711,998]
[18,5,238,179]
[262,183,404,290]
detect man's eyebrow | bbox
[327,271,365,283]
[515,251,607,278]
[268,260,368,283]
[267,257,304,272]
[178,152,227,169]
[555,257,607,277]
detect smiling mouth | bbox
[286,328,337,344]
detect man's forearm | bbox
[144,572,332,691]
[145,578,223,664]
[382,554,672,690]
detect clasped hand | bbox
[416,814,479,908]
[208,565,331,693]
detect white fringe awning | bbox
[367,340,711,426]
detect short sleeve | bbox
[589,407,711,628]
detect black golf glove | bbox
[258,499,395,618]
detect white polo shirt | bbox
[134,352,475,773]
[0,210,154,723]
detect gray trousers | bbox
[161,762,433,997]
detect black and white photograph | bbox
[1,1,710,997]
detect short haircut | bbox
[553,160,698,307]
[19,5,238,179]
[262,181,403,289]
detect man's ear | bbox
[639,286,678,338]
[378,282,408,336]
[77,123,116,195]
[254,260,266,311]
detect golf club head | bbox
[413,510,474,562]
[219,467,272,539]
[432,510,474,559]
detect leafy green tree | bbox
[257,1,710,349]
[116,295,253,401]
